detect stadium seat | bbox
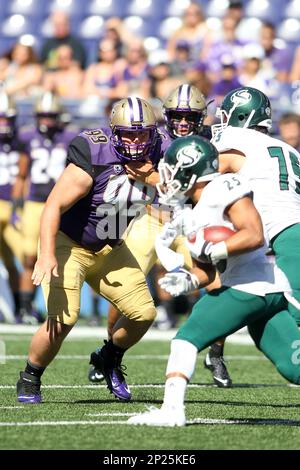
[245,0,282,23]
[126,0,164,19]
[205,0,229,18]
[7,0,46,17]
[158,16,183,40]
[0,36,16,56]
[122,16,149,38]
[284,0,300,20]
[78,16,104,39]
[277,18,300,42]
[236,17,263,42]
[165,0,193,17]
[48,0,85,17]
[0,15,34,37]
[88,0,126,18]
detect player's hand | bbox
[31,254,59,286]
[125,161,157,184]
[158,268,200,297]
[186,229,212,263]
[157,222,178,248]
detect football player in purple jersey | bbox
[14,92,78,324]
[0,91,27,320]
[113,85,233,389]
[88,84,209,383]
[16,97,168,404]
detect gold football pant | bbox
[42,231,156,325]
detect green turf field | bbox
[1,333,300,450]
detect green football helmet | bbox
[212,86,272,137]
[157,135,219,204]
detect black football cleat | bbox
[17,371,42,403]
[204,343,232,388]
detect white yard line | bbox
[0,417,299,427]
[0,354,266,361]
[0,324,253,345]
[85,412,138,417]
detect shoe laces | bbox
[22,380,40,394]
[114,363,128,381]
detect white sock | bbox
[166,339,198,379]
[163,376,187,410]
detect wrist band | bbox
[209,241,228,263]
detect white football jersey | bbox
[213,126,300,241]
[191,173,290,296]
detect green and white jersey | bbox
[212,126,300,241]
[192,173,290,296]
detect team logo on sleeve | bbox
[230,90,252,107]
[176,144,202,168]
[113,164,123,174]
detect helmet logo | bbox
[176,144,201,168]
[265,106,271,116]
[230,90,252,107]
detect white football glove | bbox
[155,223,184,271]
[185,229,228,273]
[158,268,200,297]
[185,229,213,263]
[157,222,178,248]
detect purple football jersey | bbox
[20,126,78,203]
[0,138,26,201]
[60,128,161,251]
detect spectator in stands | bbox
[82,39,124,100]
[167,2,212,62]
[116,39,150,99]
[278,113,300,152]
[42,44,84,99]
[205,14,245,83]
[40,10,86,70]
[226,0,244,24]
[260,22,292,83]
[290,45,300,83]
[212,56,242,107]
[239,44,270,94]
[146,59,183,102]
[170,40,194,78]
[0,41,43,99]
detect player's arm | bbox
[218,150,245,173]
[11,152,29,209]
[32,138,93,286]
[225,196,265,255]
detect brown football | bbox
[203,225,236,243]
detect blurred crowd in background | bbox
[1,0,300,328]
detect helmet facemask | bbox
[111,125,158,162]
[165,109,205,138]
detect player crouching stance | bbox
[128,135,300,426]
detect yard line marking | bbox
[0,420,128,427]
[0,417,300,427]
[0,354,267,361]
[0,383,288,389]
[85,412,137,417]
[0,324,254,345]
[0,406,24,409]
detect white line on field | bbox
[0,417,299,427]
[85,412,137,417]
[0,354,266,361]
[0,406,24,409]
[0,383,288,390]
